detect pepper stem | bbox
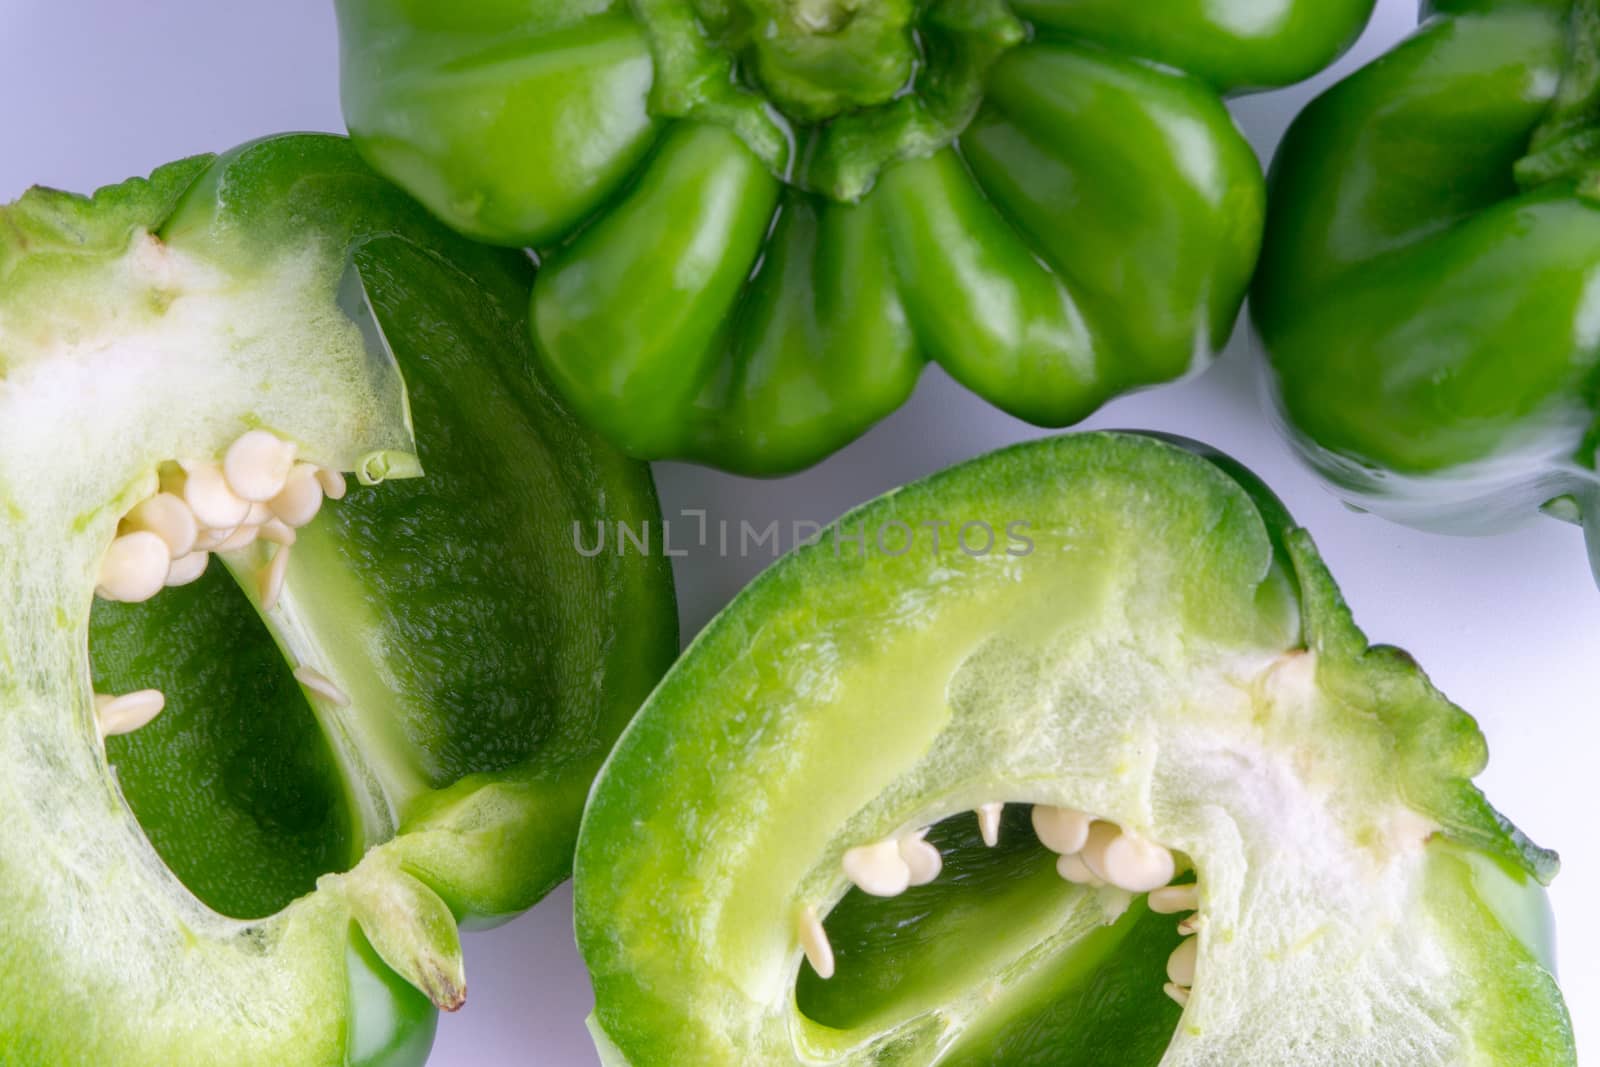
[633,0,1024,201]
[735,0,919,123]
[1515,0,1600,195]
[788,0,856,32]
[326,852,467,1011]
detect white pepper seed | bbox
[123,492,197,557]
[1055,852,1103,886]
[192,526,231,552]
[214,524,259,553]
[798,906,834,980]
[1078,821,1122,884]
[271,463,324,527]
[180,462,251,529]
[94,690,165,737]
[259,519,297,546]
[1167,937,1198,987]
[1031,806,1093,855]
[976,802,1003,847]
[223,430,297,502]
[842,839,911,898]
[260,544,292,611]
[165,551,209,587]
[293,666,350,706]
[97,531,172,602]
[1100,832,1176,893]
[315,467,348,500]
[898,833,942,887]
[1149,884,1199,915]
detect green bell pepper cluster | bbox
[1254,0,1600,578]
[577,432,1574,1065]
[334,0,1376,474]
[2,1,1591,1064]
[0,134,676,1065]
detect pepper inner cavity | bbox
[795,803,1200,1037]
[86,430,366,919]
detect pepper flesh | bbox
[1253,0,1600,580]
[335,0,1375,474]
[574,432,1573,1065]
[0,134,676,1064]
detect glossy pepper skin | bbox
[1254,0,1600,579]
[574,432,1574,1065]
[335,0,1375,475]
[0,135,676,1064]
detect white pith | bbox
[621,626,1462,1065]
[0,227,422,1061]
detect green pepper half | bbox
[575,432,1573,1064]
[0,134,676,1065]
[334,0,1375,475]
[1253,0,1600,580]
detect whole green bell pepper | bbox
[575,432,1574,1064]
[0,134,676,1064]
[334,0,1375,475]
[1253,0,1600,579]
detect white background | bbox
[1,1,1594,1062]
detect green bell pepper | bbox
[334,0,1376,475]
[1253,0,1600,579]
[575,432,1574,1064]
[0,134,676,1064]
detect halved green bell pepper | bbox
[0,134,676,1064]
[575,432,1573,1064]
[334,0,1375,474]
[1253,0,1600,580]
